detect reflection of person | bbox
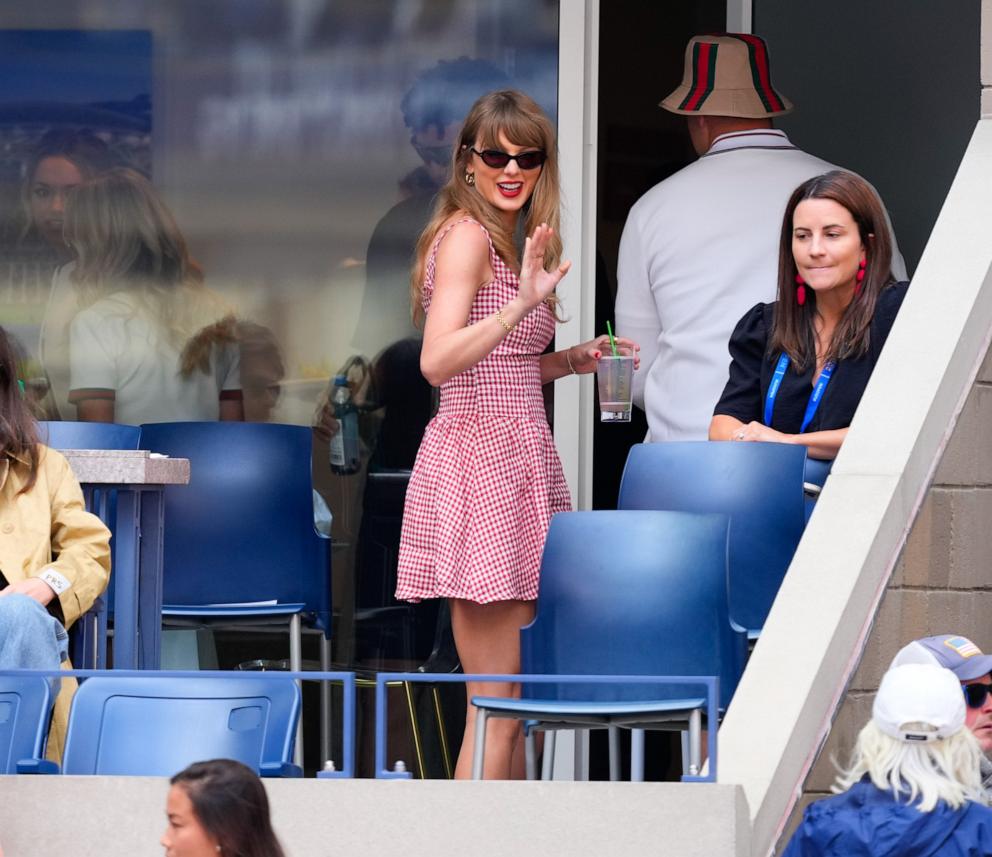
[352,57,510,350]
[395,90,638,779]
[889,635,992,797]
[10,129,114,264]
[5,130,116,418]
[236,320,285,422]
[0,325,111,759]
[162,759,286,857]
[782,664,992,856]
[366,337,433,470]
[63,168,243,424]
[710,171,907,460]
[616,33,906,443]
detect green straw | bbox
[606,320,619,357]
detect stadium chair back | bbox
[0,675,53,774]
[521,509,741,709]
[618,441,807,636]
[62,674,301,776]
[138,421,330,636]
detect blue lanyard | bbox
[763,353,836,433]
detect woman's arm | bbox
[721,420,847,460]
[0,449,111,624]
[420,222,570,387]
[539,336,640,384]
[76,399,115,422]
[219,399,245,421]
[709,414,745,441]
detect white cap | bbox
[872,663,966,743]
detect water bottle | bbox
[329,374,361,475]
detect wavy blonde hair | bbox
[410,89,562,327]
[833,720,985,811]
[64,167,232,375]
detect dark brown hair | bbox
[770,170,895,371]
[170,759,286,857]
[0,326,40,493]
[19,128,115,244]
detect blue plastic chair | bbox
[471,510,741,780]
[803,458,833,520]
[38,421,141,452]
[0,675,58,774]
[38,421,142,670]
[138,422,332,764]
[60,674,301,776]
[804,458,833,489]
[618,442,807,639]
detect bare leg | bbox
[450,597,535,780]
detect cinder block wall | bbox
[781,346,992,844]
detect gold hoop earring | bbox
[464,171,475,186]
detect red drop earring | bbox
[855,258,866,297]
[795,274,806,307]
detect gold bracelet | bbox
[565,349,577,374]
[494,308,516,334]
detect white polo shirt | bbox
[68,290,241,425]
[616,129,906,442]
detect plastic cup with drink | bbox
[597,321,635,423]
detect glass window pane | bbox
[0,3,559,770]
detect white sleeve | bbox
[615,207,661,411]
[217,342,241,392]
[68,307,119,399]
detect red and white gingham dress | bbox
[396,218,572,604]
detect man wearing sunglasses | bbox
[351,57,509,351]
[890,634,992,795]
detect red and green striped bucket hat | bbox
[660,34,792,118]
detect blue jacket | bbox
[782,780,992,857]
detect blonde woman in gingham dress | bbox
[396,90,638,779]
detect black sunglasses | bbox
[471,147,546,170]
[963,682,992,709]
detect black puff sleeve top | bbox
[713,282,909,434]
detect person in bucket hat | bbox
[782,664,992,857]
[891,634,992,795]
[616,33,905,444]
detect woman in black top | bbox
[711,170,907,460]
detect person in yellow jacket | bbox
[0,325,110,760]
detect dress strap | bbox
[428,216,498,268]
[422,217,502,312]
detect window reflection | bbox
[0,1,560,770]
[57,168,243,424]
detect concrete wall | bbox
[0,777,751,857]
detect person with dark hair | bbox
[0,324,110,758]
[6,129,117,419]
[710,170,908,460]
[616,34,905,444]
[17,129,115,255]
[63,167,242,424]
[162,759,286,857]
